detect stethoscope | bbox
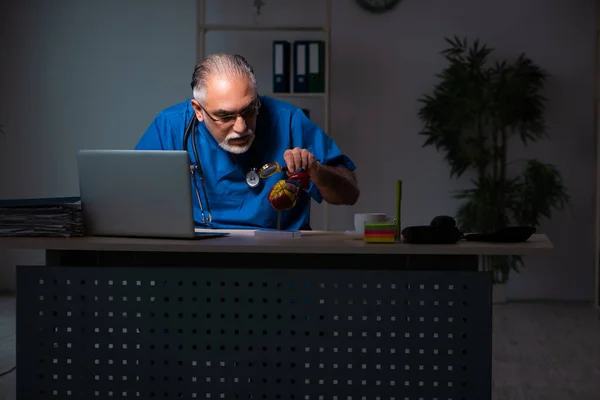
[182,113,291,225]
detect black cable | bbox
[0,365,16,377]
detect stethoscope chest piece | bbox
[246,168,260,188]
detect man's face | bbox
[191,75,259,154]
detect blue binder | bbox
[0,197,81,207]
[293,40,310,93]
[272,40,291,93]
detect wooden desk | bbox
[0,230,553,255]
[2,232,553,400]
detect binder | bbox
[307,40,325,93]
[293,40,309,93]
[272,40,291,93]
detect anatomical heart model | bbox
[257,161,311,230]
[267,169,310,211]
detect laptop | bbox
[76,149,228,240]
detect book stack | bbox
[0,197,84,237]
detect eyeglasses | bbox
[199,97,261,127]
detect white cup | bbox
[354,213,388,234]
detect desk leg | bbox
[478,255,491,272]
[20,252,491,399]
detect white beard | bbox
[219,131,256,154]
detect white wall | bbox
[328,0,597,301]
[0,0,197,289]
[0,0,596,301]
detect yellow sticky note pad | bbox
[364,221,396,243]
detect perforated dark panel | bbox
[17,266,491,400]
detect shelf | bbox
[266,92,325,98]
[198,24,327,32]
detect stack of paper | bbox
[0,197,84,237]
[195,228,302,238]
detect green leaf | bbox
[416,36,566,279]
[509,159,571,227]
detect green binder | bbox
[307,40,325,93]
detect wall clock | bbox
[356,0,401,13]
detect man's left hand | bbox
[283,147,320,175]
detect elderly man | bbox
[135,53,359,230]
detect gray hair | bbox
[191,53,257,103]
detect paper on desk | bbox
[0,198,84,237]
[194,228,302,238]
[195,228,258,237]
[253,230,302,238]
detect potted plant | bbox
[417,36,570,303]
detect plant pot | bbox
[492,282,508,304]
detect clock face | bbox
[356,0,400,13]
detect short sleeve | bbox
[135,118,166,150]
[290,109,356,203]
[134,108,189,151]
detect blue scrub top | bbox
[134,95,356,230]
